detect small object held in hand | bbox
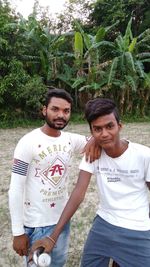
[38,253,51,267]
[33,247,51,267]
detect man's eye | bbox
[94,128,102,133]
[107,124,113,129]
[64,110,70,114]
[52,108,58,112]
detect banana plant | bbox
[72,20,118,107]
[107,18,150,115]
[18,15,73,85]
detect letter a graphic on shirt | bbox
[40,157,66,187]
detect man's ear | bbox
[42,105,46,116]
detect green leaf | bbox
[137,52,150,59]
[143,73,150,88]
[84,41,114,58]
[137,28,150,41]
[79,85,92,92]
[125,75,137,92]
[115,35,124,52]
[125,52,136,73]
[105,20,119,33]
[72,77,86,88]
[140,59,150,63]
[123,17,133,50]
[74,32,83,59]
[83,33,92,50]
[108,57,118,84]
[135,61,144,78]
[119,55,126,75]
[95,27,106,43]
[128,38,137,53]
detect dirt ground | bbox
[0,123,150,267]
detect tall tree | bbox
[89,0,150,35]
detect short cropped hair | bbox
[85,98,120,126]
[45,88,73,108]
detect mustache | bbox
[54,118,67,123]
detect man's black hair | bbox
[45,88,73,108]
[85,98,120,126]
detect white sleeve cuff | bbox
[12,225,25,236]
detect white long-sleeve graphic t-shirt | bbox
[9,128,86,235]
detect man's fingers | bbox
[43,244,54,254]
[95,146,101,159]
[29,241,43,260]
[85,153,89,162]
[29,238,55,260]
[22,247,28,256]
[31,241,42,252]
[16,249,24,256]
[15,247,29,256]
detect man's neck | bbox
[104,140,128,158]
[41,124,61,137]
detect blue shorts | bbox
[81,215,150,267]
[24,223,70,267]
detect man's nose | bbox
[57,110,64,117]
[101,128,108,137]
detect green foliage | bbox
[18,75,47,115]
[108,57,118,84]
[0,0,149,126]
[90,0,150,35]
[74,32,83,58]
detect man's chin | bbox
[101,142,113,150]
[54,123,66,130]
[46,121,67,130]
[55,126,65,130]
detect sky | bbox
[10,0,67,18]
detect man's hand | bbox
[29,237,55,261]
[84,136,101,163]
[13,234,29,256]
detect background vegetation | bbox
[0,0,150,126]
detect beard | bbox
[45,115,69,130]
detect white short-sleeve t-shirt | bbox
[79,141,150,231]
